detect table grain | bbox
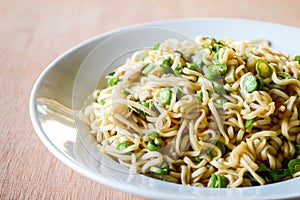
[1,0,300,199]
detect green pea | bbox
[245,118,255,129]
[277,72,291,80]
[162,58,172,67]
[243,74,258,93]
[207,63,228,77]
[116,142,129,151]
[213,82,226,95]
[256,60,272,78]
[147,140,161,151]
[158,88,172,105]
[99,99,105,105]
[288,159,300,174]
[194,156,202,163]
[108,77,120,87]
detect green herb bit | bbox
[116,142,129,151]
[244,172,257,183]
[142,63,155,75]
[198,91,203,102]
[193,156,202,163]
[161,162,170,170]
[256,60,272,78]
[213,82,226,95]
[243,74,258,93]
[288,159,300,175]
[150,166,168,175]
[199,90,212,101]
[208,140,226,158]
[295,55,300,64]
[99,99,106,105]
[217,175,227,188]
[153,43,160,50]
[143,101,150,108]
[257,162,268,171]
[258,168,290,183]
[277,72,291,80]
[295,144,300,153]
[158,88,172,105]
[187,63,200,72]
[209,174,227,188]
[209,174,217,188]
[214,141,226,156]
[206,63,228,79]
[108,77,120,87]
[253,162,290,183]
[245,118,255,129]
[108,71,116,77]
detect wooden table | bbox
[1,0,300,199]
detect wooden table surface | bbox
[1,0,300,199]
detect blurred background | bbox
[1,0,299,199]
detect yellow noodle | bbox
[80,36,300,188]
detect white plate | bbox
[29,18,300,200]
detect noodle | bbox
[80,36,300,188]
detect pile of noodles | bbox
[79,36,300,188]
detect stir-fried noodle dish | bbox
[79,36,300,188]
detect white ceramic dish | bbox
[29,18,300,200]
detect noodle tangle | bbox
[80,36,300,188]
